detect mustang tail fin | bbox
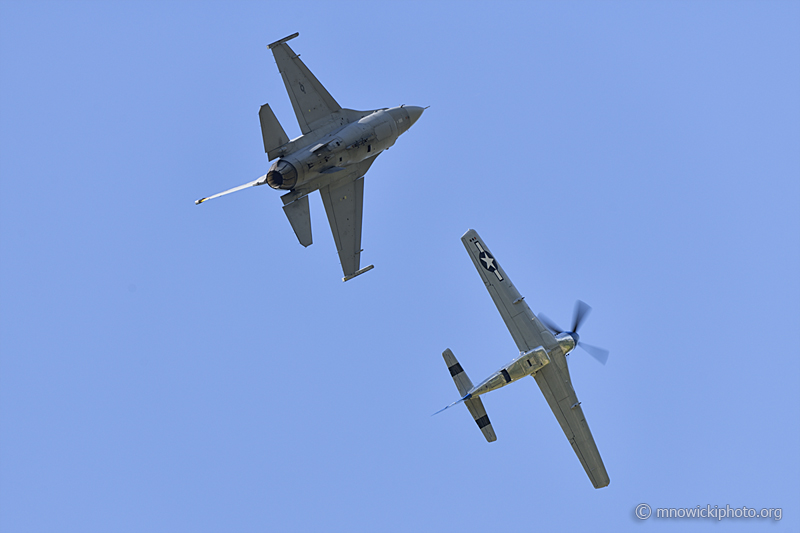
[441,349,497,442]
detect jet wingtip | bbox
[267,32,299,49]
[342,264,374,282]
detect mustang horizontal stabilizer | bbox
[443,348,472,396]
[441,349,497,442]
[464,397,496,443]
[268,34,341,135]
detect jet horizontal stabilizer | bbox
[282,195,312,247]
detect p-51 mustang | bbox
[437,229,610,489]
[196,33,424,281]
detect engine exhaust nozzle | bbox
[266,160,298,190]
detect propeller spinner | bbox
[540,300,609,365]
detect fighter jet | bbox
[196,33,424,281]
[436,229,610,489]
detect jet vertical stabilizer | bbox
[259,103,290,160]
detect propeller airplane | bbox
[437,229,610,489]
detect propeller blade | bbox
[195,174,267,205]
[572,300,592,333]
[538,314,563,334]
[579,342,609,365]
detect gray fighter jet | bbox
[437,229,610,489]
[196,33,424,281]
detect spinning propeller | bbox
[539,300,609,365]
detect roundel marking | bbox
[479,251,497,272]
[474,241,504,281]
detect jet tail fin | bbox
[441,349,497,442]
[259,104,289,161]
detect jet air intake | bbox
[266,160,298,190]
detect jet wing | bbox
[268,33,342,135]
[319,159,376,280]
[460,229,556,353]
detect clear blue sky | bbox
[1,1,798,532]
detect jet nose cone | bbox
[406,106,424,127]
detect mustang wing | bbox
[460,229,556,352]
[534,364,610,488]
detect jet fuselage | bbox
[267,106,422,191]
